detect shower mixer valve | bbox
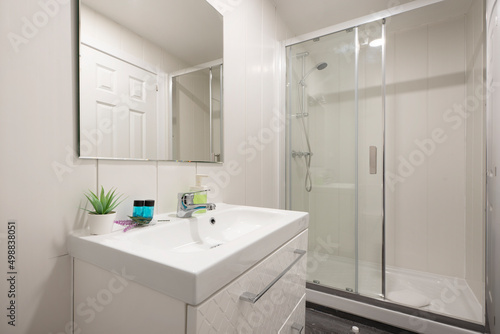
[292,150,313,158]
[293,112,309,118]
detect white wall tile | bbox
[97,161,157,221]
[157,161,196,213]
[0,2,96,253]
[385,15,482,280]
[261,0,281,209]
[221,1,248,206]
[243,0,264,207]
[389,24,429,272]
[0,2,95,332]
[196,163,227,204]
[426,17,466,277]
[20,256,72,334]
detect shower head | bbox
[299,62,328,86]
[316,62,328,70]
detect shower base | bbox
[307,254,483,324]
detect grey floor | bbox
[305,307,416,334]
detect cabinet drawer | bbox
[278,294,306,334]
[187,229,308,333]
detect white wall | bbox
[0,1,93,333]
[0,0,285,332]
[385,15,469,279]
[199,0,287,209]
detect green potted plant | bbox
[83,187,126,235]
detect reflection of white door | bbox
[80,44,157,159]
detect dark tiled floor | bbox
[306,307,416,334]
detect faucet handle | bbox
[178,190,208,199]
[178,190,209,205]
[183,189,209,195]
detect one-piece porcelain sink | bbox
[127,207,286,253]
[68,203,308,305]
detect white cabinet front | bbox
[187,230,308,333]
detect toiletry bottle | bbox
[190,174,209,214]
[143,200,155,219]
[133,200,145,217]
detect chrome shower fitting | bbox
[293,112,309,118]
[292,150,313,158]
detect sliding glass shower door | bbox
[287,1,487,325]
[286,20,385,299]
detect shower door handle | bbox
[370,146,377,174]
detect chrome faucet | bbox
[177,190,216,218]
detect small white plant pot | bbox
[87,212,117,235]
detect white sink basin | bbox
[127,207,284,253]
[68,203,308,305]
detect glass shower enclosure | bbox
[286,0,485,327]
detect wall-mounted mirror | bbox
[78,0,223,162]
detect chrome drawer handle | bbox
[291,323,304,333]
[239,249,306,304]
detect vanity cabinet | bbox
[187,230,307,333]
[279,294,306,333]
[73,229,308,333]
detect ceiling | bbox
[82,0,223,66]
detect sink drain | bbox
[210,217,216,225]
[210,243,223,249]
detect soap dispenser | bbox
[190,174,209,214]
